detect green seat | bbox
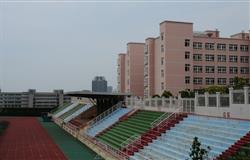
[96,110,165,149]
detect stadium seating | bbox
[86,107,132,137]
[130,115,250,160]
[97,110,165,150]
[59,104,86,120]
[50,102,72,115]
[64,103,93,123]
[227,142,250,160]
[53,102,79,118]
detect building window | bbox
[217,55,226,62]
[205,43,215,50]
[193,54,202,61]
[205,54,214,61]
[229,44,238,51]
[205,66,215,73]
[185,64,190,72]
[229,67,238,74]
[193,77,203,85]
[185,39,190,47]
[193,65,202,73]
[217,43,226,51]
[161,82,164,90]
[161,69,164,77]
[161,57,164,65]
[240,67,249,74]
[161,45,164,52]
[193,42,202,49]
[229,78,234,85]
[240,56,248,63]
[205,78,215,85]
[240,45,249,52]
[217,66,227,74]
[161,33,164,41]
[185,76,190,84]
[217,78,227,85]
[185,52,190,59]
[229,55,238,62]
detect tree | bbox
[189,137,210,160]
[179,89,195,98]
[204,85,229,94]
[152,94,160,98]
[161,90,173,98]
[232,77,249,89]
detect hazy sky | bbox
[0,1,249,92]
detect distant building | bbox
[92,76,107,92]
[0,89,70,108]
[107,86,113,93]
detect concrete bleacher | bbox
[86,107,132,137]
[97,110,165,150]
[59,104,86,121]
[130,115,250,160]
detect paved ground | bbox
[38,118,99,160]
[0,117,67,160]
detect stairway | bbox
[216,131,250,160]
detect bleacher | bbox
[97,110,165,150]
[227,142,250,160]
[130,115,250,160]
[86,107,132,137]
[59,104,86,120]
[50,102,72,115]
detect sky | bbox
[0,1,249,92]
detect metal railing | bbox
[150,112,169,127]
[87,102,122,127]
[151,106,183,132]
[120,134,140,150]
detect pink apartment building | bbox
[118,20,250,97]
[117,43,145,97]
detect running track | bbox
[0,117,67,160]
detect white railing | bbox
[87,102,122,127]
[151,106,183,132]
[120,134,140,150]
[78,132,129,160]
[150,112,169,127]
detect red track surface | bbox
[0,117,67,160]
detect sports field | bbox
[0,117,67,160]
[0,117,100,160]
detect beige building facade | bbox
[118,20,250,97]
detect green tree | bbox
[179,89,195,98]
[189,137,210,160]
[152,94,160,98]
[232,77,249,89]
[161,90,173,98]
[204,85,229,94]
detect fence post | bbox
[205,92,209,107]
[194,92,198,107]
[169,96,173,108]
[216,92,220,108]
[229,87,233,106]
[162,97,165,108]
[244,86,249,104]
